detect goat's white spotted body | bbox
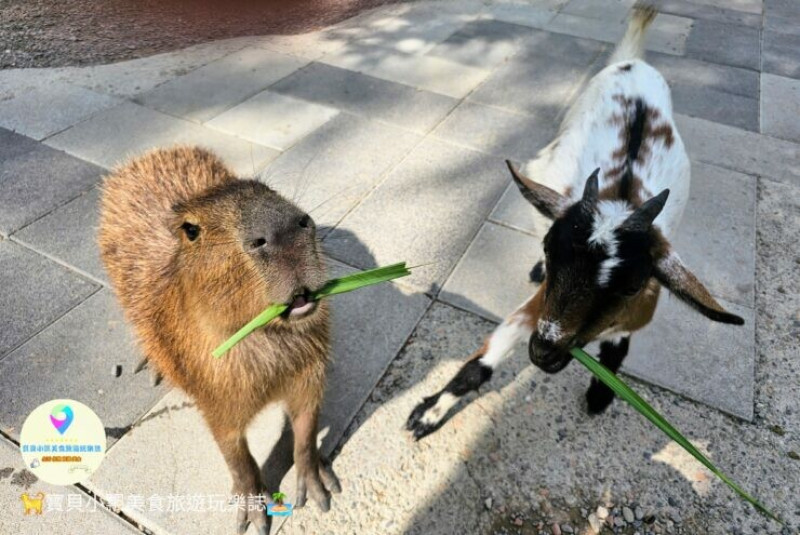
[480,315,534,369]
[522,60,690,240]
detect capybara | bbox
[98,146,340,534]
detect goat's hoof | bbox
[406,397,443,441]
[529,261,545,283]
[586,381,615,415]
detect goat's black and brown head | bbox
[507,161,744,374]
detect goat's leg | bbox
[286,372,341,512]
[585,336,630,414]
[406,292,543,440]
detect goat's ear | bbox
[506,160,565,220]
[653,248,745,325]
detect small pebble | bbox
[561,524,574,534]
[635,506,644,520]
[623,506,635,523]
[588,514,602,534]
[597,506,609,520]
[551,523,561,535]
[113,364,122,377]
[484,497,493,510]
[512,517,523,527]
[667,497,679,507]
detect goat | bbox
[407,3,744,440]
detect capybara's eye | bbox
[299,214,313,229]
[181,222,200,241]
[250,238,267,250]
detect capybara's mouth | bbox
[285,288,317,318]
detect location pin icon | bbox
[50,404,74,435]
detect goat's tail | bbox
[608,2,658,65]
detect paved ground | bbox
[0,0,798,534]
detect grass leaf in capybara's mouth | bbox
[211,262,413,358]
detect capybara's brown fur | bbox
[98,146,340,534]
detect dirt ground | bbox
[0,0,403,69]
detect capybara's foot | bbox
[295,456,340,512]
[234,492,270,535]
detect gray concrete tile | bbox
[439,222,543,322]
[469,52,593,118]
[684,0,762,15]
[270,62,458,134]
[427,19,535,70]
[685,19,761,71]
[655,0,762,27]
[671,83,758,131]
[0,82,120,141]
[764,0,800,36]
[672,162,756,307]
[85,263,429,535]
[515,28,607,65]
[0,128,39,162]
[562,0,635,22]
[487,2,558,29]
[206,90,339,150]
[625,296,755,420]
[46,102,279,177]
[56,38,253,98]
[0,437,140,535]
[431,100,557,160]
[762,30,800,79]
[675,113,800,187]
[761,73,800,143]
[0,144,103,235]
[489,181,552,235]
[13,187,106,284]
[259,114,420,230]
[321,43,490,99]
[0,241,98,360]
[137,46,308,123]
[0,290,168,444]
[646,12,695,56]
[649,51,759,99]
[546,13,627,45]
[324,138,508,293]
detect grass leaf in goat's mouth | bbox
[570,347,780,523]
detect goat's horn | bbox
[581,168,600,207]
[623,188,670,231]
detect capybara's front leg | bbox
[287,385,341,512]
[211,424,270,535]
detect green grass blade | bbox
[212,262,412,358]
[570,347,781,523]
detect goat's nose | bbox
[528,335,572,374]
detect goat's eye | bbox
[181,222,200,241]
[299,214,313,229]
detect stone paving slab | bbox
[427,19,535,70]
[469,51,596,119]
[0,241,98,360]
[13,187,106,284]
[684,19,761,71]
[0,82,120,141]
[655,0,763,27]
[625,295,755,420]
[86,266,429,535]
[324,138,508,293]
[487,2,557,29]
[675,113,800,188]
[259,113,421,231]
[206,90,339,151]
[760,73,800,143]
[562,0,634,22]
[137,46,308,123]
[0,436,140,535]
[672,162,756,307]
[270,62,458,134]
[56,38,255,98]
[440,221,543,321]
[0,128,39,162]
[46,102,280,176]
[431,100,557,161]
[763,0,800,36]
[321,43,491,99]
[762,29,800,80]
[0,289,168,445]
[0,143,103,236]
